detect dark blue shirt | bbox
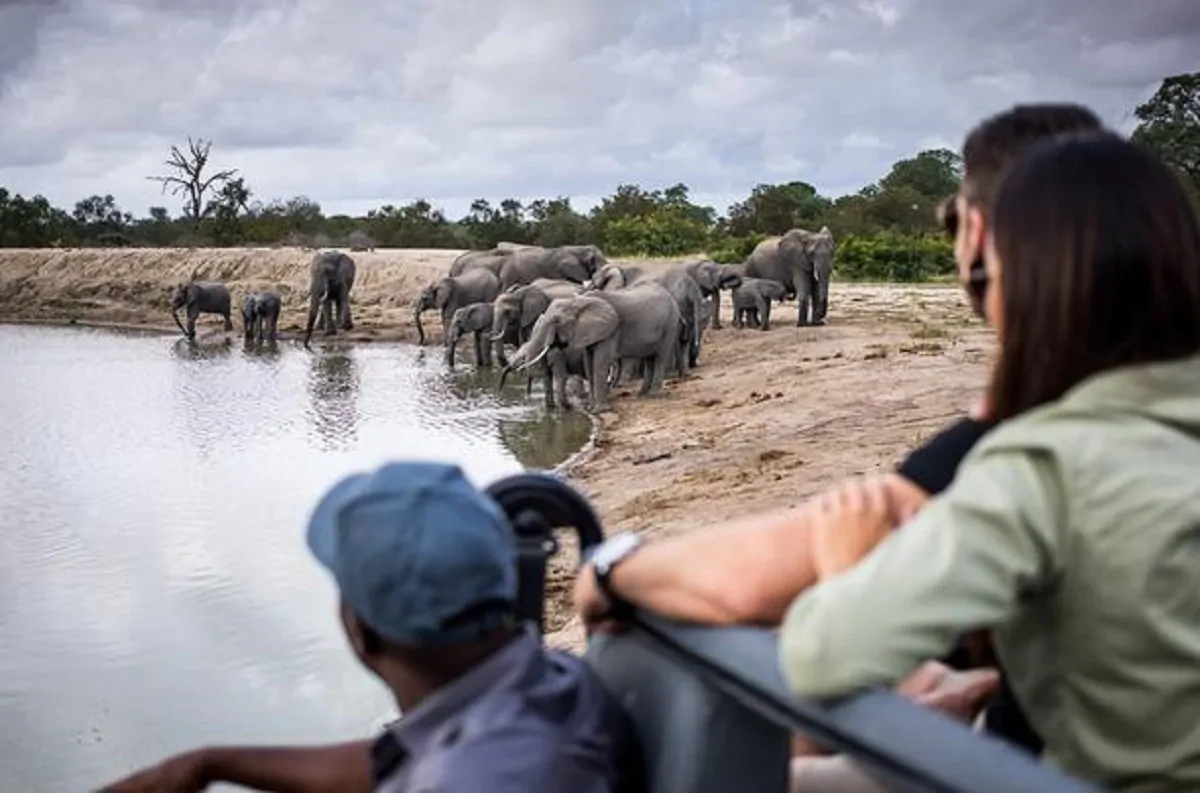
[371,631,639,792]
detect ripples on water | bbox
[0,324,591,791]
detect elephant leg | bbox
[710,292,722,330]
[688,316,701,368]
[323,300,337,334]
[223,309,233,333]
[267,314,278,343]
[542,359,556,410]
[186,306,199,340]
[590,343,618,412]
[812,276,829,326]
[478,333,492,367]
[553,358,569,411]
[795,278,813,327]
[758,296,771,331]
[641,353,665,396]
[341,295,354,331]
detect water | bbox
[0,324,591,792]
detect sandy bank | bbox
[0,247,464,342]
[0,246,994,652]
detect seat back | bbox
[587,629,791,793]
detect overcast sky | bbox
[1,0,1197,219]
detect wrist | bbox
[193,747,220,785]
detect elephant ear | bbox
[435,278,455,305]
[570,297,619,349]
[521,289,549,327]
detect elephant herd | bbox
[167,250,359,348]
[416,227,836,413]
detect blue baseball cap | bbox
[306,461,519,648]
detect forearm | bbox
[607,505,821,625]
[780,451,1063,699]
[200,741,374,793]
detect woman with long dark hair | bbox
[780,131,1200,791]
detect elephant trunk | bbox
[497,364,512,392]
[171,308,188,337]
[414,307,427,346]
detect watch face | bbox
[593,532,641,573]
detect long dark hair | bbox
[988,131,1200,421]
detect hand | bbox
[878,472,930,524]
[809,475,901,581]
[572,563,629,636]
[96,750,209,793]
[896,661,1000,724]
[968,391,993,421]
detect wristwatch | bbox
[587,531,644,610]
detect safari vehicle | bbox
[486,471,1102,793]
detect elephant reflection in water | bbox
[306,345,361,450]
[497,413,593,470]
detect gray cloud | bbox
[1,0,1196,218]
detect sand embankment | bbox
[0,246,462,341]
[0,246,995,651]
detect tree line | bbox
[2,72,1196,283]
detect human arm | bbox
[572,415,992,628]
[779,448,1066,700]
[96,741,374,793]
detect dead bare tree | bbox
[147,136,238,228]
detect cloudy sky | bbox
[1,0,1197,220]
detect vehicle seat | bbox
[587,628,791,793]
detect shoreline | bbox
[1,246,995,651]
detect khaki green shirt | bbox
[780,354,1200,793]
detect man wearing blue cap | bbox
[100,461,640,793]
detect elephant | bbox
[731,278,789,331]
[496,245,604,291]
[685,259,744,329]
[170,281,232,340]
[506,281,681,412]
[592,264,705,373]
[589,263,646,291]
[413,268,502,346]
[651,268,705,373]
[742,227,835,326]
[488,278,582,366]
[241,290,282,345]
[448,248,513,278]
[303,250,357,347]
[445,302,496,368]
[498,345,588,411]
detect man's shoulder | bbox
[437,650,636,792]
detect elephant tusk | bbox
[516,344,551,372]
[489,330,507,342]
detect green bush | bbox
[601,213,710,257]
[704,233,767,263]
[832,232,954,282]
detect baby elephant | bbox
[242,290,282,345]
[731,278,788,331]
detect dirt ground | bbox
[0,247,994,651]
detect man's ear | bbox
[964,203,988,261]
[339,601,382,658]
